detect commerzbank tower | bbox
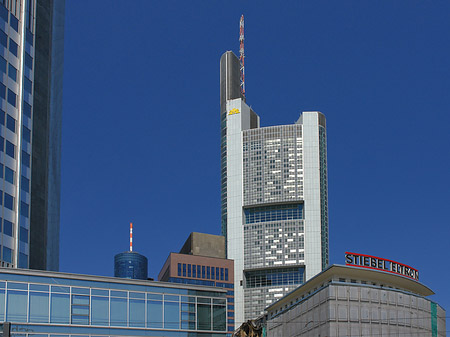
[220,16,329,326]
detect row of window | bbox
[0,163,30,193]
[244,267,305,288]
[244,203,303,224]
[177,263,229,282]
[0,137,31,167]
[0,284,227,331]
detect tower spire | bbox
[239,15,245,96]
[129,222,133,252]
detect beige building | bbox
[265,264,446,337]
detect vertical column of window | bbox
[187,264,191,278]
[181,296,196,330]
[147,293,163,328]
[50,286,70,323]
[110,290,127,327]
[182,263,186,277]
[0,281,4,321]
[192,264,196,278]
[164,294,180,329]
[197,297,212,331]
[29,283,49,323]
[211,267,215,280]
[212,298,226,331]
[91,289,109,326]
[5,282,27,322]
[129,292,145,327]
[71,288,90,325]
[177,263,181,276]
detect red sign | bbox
[345,252,419,281]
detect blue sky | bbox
[61,1,450,312]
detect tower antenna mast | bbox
[239,15,245,96]
[129,222,133,252]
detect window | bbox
[5,166,13,183]
[5,140,14,158]
[7,89,16,107]
[22,151,30,167]
[211,267,215,280]
[225,268,229,281]
[0,4,7,22]
[183,263,186,277]
[187,264,191,277]
[0,82,5,99]
[4,193,14,210]
[3,220,13,236]
[216,267,219,280]
[91,296,108,326]
[20,202,29,218]
[19,226,28,242]
[177,263,181,276]
[22,126,30,143]
[23,101,31,118]
[8,64,16,81]
[207,266,210,279]
[21,175,29,193]
[29,291,49,323]
[0,30,6,48]
[9,38,17,56]
[0,109,4,125]
[2,247,11,263]
[26,29,33,46]
[6,115,15,132]
[192,265,196,278]
[25,53,33,70]
[9,14,18,32]
[202,266,205,279]
[0,163,3,178]
[0,56,5,73]
[24,77,32,94]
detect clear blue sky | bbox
[61,1,450,312]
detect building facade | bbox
[265,265,446,337]
[0,267,228,337]
[220,51,329,324]
[0,0,64,270]
[158,233,235,334]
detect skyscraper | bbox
[0,0,64,270]
[220,51,329,324]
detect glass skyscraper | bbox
[0,0,64,270]
[220,51,329,324]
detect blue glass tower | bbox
[114,251,148,280]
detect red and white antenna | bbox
[239,15,245,96]
[129,222,133,252]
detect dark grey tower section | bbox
[29,0,65,271]
[220,52,243,241]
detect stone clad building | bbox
[265,264,446,337]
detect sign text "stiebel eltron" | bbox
[345,252,419,281]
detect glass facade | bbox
[0,0,64,271]
[0,269,227,336]
[114,251,148,280]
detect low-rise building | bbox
[0,267,228,337]
[265,262,446,337]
